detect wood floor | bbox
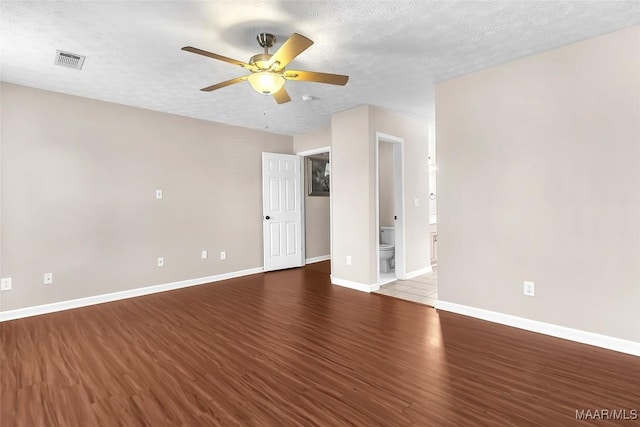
[1,261,638,426]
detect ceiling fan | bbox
[182,32,349,104]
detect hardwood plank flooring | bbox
[1,261,638,426]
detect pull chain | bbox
[263,95,269,129]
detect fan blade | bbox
[182,46,256,70]
[267,33,313,70]
[284,70,349,86]
[272,87,291,104]
[200,76,249,92]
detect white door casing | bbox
[262,153,304,272]
[375,132,406,284]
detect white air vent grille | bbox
[54,50,85,70]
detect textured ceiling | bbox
[1,1,639,136]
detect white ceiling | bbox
[1,1,638,136]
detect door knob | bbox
[265,216,271,220]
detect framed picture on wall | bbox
[308,156,330,196]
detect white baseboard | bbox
[305,255,331,264]
[331,275,379,293]
[435,300,640,357]
[0,266,264,322]
[405,265,433,280]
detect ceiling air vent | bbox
[54,50,85,70]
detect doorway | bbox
[372,127,438,307]
[296,147,332,276]
[375,132,405,286]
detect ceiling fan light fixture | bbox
[248,72,285,95]
[183,32,348,105]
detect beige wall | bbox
[293,126,330,154]
[0,83,292,312]
[332,106,374,285]
[436,26,640,342]
[293,127,331,260]
[332,105,430,286]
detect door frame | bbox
[296,147,332,277]
[375,132,405,285]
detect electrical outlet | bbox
[157,257,164,267]
[220,251,226,261]
[44,273,53,285]
[346,256,352,265]
[156,189,163,199]
[201,250,208,259]
[0,278,12,291]
[524,281,535,296]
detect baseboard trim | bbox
[405,265,433,280]
[0,266,264,322]
[330,275,379,293]
[435,300,640,357]
[305,255,331,264]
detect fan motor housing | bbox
[249,53,273,70]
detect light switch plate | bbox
[201,250,208,259]
[524,281,535,296]
[220,251,226,261]
[156,189,163,199]
[157,257,164,267]
[0,278,12,291]
[44,273,53,285]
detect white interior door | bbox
[262,152,304,271]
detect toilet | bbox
[379,226,395,273]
